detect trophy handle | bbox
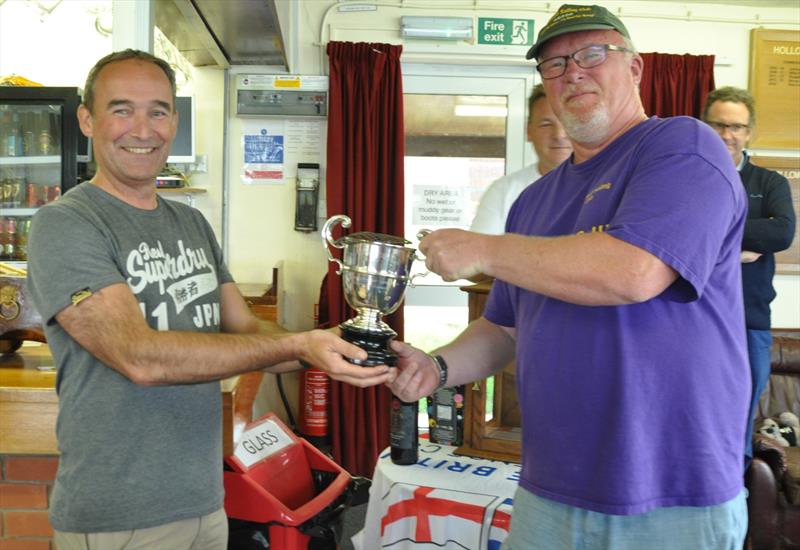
[410,228,433,285]
[322,215,351,274]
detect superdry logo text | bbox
[126,239,220,328]
[127,240,213,295]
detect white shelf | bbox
[156,187,206,194]
[157,187,206,207]
[0,261,27,273]
[0,208,38,217]
[0,156,60,166]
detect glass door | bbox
[0,102,64,263]
[0,87,80,266]
[402,65,533,351]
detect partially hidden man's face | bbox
[705,100,751,166]
[77,59,178,189]
[539,29,643,145]
[527,97,572,173]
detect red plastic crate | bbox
[224,413,350,548]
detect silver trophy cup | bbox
[322,214,426,366]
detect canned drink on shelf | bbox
[22,112,36,156]
[48,112,61,154]
[3,218,16,258]
[26,183,37,207]
[0,218,8,260]
[23,130,36,156]
[10,178,24,207]
[15,219,30,260]
[37,112,53,155]
[48,185,61,202]
[1,181,13,207]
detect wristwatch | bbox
[431,354,449,390]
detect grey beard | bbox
[560,107,611,144]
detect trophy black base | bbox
[340,325,398,367]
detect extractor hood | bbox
[155,0,287,69]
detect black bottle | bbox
[390,394,418,465]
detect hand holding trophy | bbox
[322,215,428,367]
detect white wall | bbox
[224,65,329,332]
[174,66,226,238]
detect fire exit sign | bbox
[477,18,535,46]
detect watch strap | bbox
[431,354,449,390]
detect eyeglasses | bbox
[705,121,750,136]
[536,44,632,80]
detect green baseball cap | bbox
[526,4,631,60]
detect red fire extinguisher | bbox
[298,368,330,446]
[298,300,330,446]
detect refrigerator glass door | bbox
[0,102,63,261]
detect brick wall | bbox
[0,455,57,550]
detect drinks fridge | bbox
[0,86,82,264]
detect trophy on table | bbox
[322,214,428,367]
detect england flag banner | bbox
[354,443,519,549]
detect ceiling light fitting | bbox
[401,16,473,40]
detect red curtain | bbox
[639,53,716,118]
[324,41,405,477]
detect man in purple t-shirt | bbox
[388,4,750,549]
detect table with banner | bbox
[353,441,520,549]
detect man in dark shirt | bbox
[703,86,796,462]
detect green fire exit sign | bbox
[477,18,535,46]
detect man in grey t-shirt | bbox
[27,50,393,550]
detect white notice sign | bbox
[412,185,471,227]
[233,418,295,468]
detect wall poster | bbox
[748,29,800,150]
[750,156,800,275]
[241,120,285,184]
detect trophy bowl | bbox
[323,215,425,366]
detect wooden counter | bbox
[0,342,263,456]
[0,343,58,454]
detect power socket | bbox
[189,154,208,174]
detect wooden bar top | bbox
[0,342,263,456]
[0,343,59,455]
[0,342,57,388]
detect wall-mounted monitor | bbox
[167,95,195,164]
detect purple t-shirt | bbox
[484,116,749,515]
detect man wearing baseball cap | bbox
[390,4,749,548]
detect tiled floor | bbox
[338,503,368,550]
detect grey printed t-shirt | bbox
[26,183,234,532]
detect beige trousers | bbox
[54,507,228,550]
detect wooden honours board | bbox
[748,29,800,150]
